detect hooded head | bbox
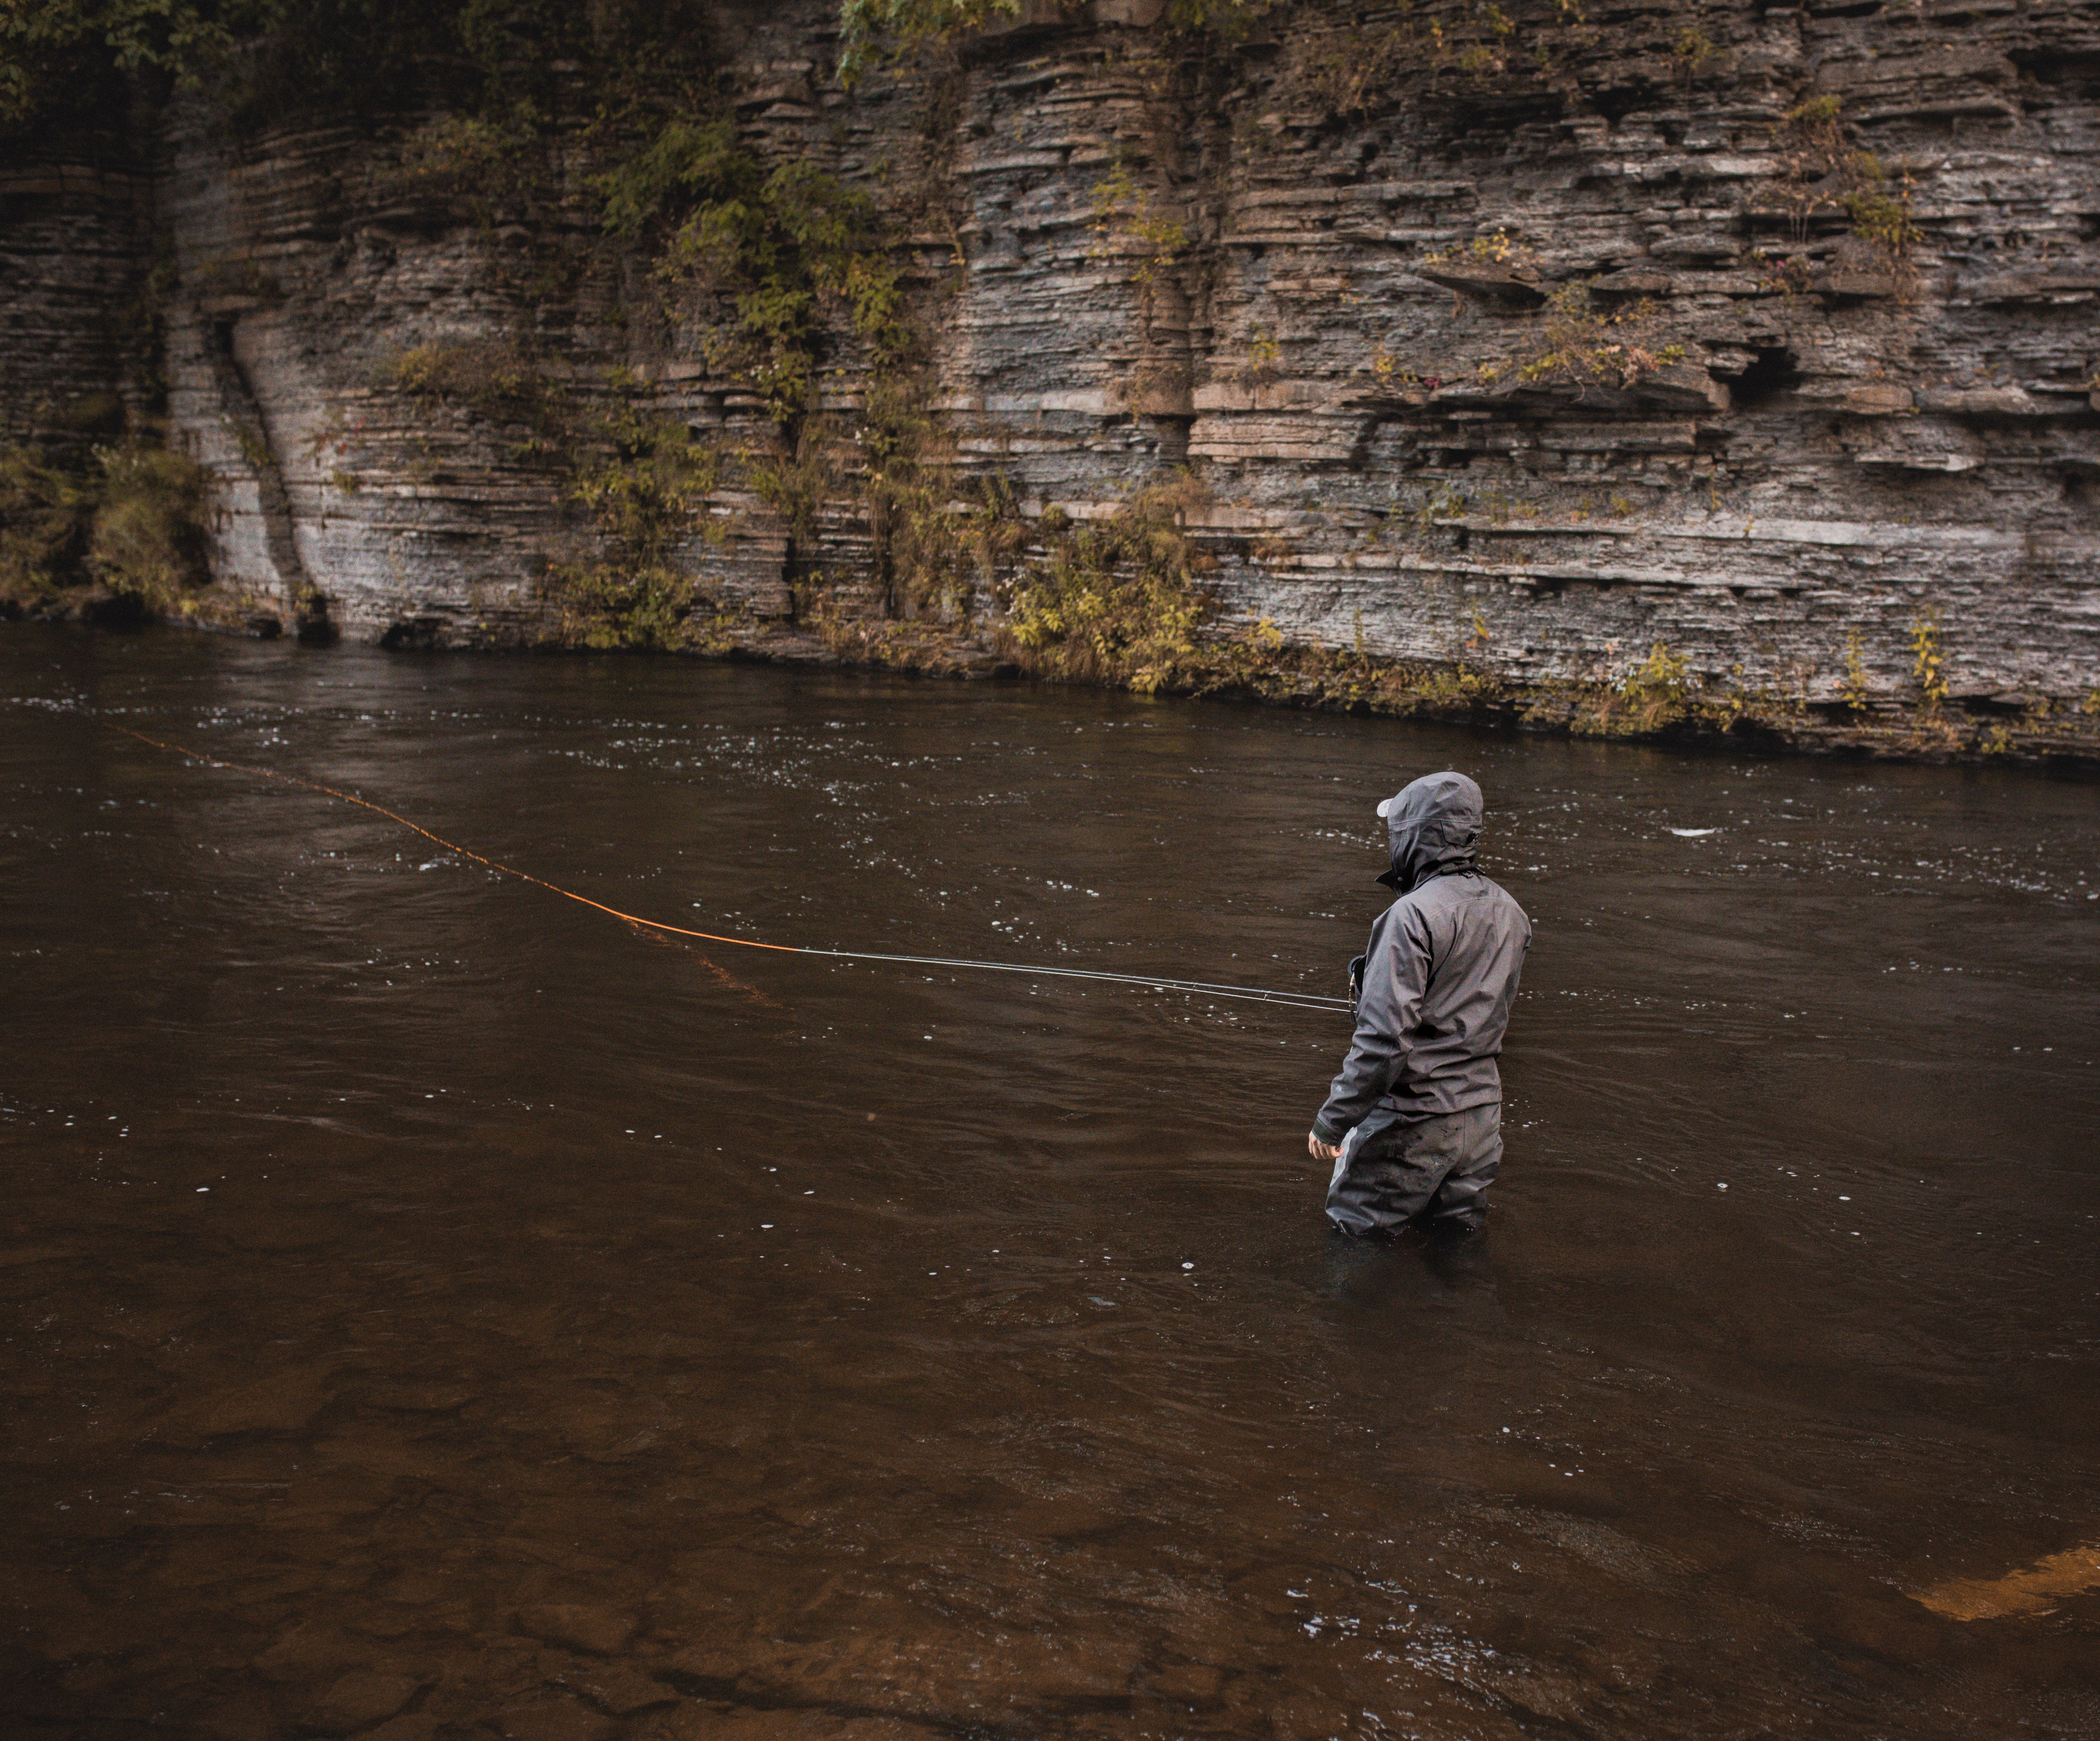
[1375,771,1483,893]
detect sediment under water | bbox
[2,624,2097,1740]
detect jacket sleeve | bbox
[1311,904,1431,1143]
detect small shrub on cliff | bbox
[839,382,1022,625]
[1844,155,1916,267]
[540,559,694,651]
[0,444,90,603]
[603,119,907,428]
[385,341,538,405]
[600,116,743,241]
[384,112,543,221]
[543,407,727,648]
[1672,25,1716,77]
[602,112,952,636]
[87,442,214,606]
[880,451,1029,625]
[568,407,723,559]
[999,476,1217,694]
[0,436,211,613]
[1478,283,1685,392]
[837,0,1015,82]
[1420,230,1528,272]
[1562,642,1700,736]
[1774,96,1919,271]
[1910,608,1948,714]
[1281,21,1427,121]
[382,342,566,447]
[1839,628,1872,714]
[1615,641,1694,729]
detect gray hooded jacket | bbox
[1312,772,1531,1140]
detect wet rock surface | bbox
[519,1607,644,1660]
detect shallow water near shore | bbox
[3,622,2098,1740]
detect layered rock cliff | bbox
[5,0,2099,745]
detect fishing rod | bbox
[83,710,1353,1016]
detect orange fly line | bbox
[102,715,1350,1014]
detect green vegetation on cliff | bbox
[601,118,910,430]
[1,423,213,618]
[8,0,2092,770]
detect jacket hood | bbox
[1376,771,1483,892]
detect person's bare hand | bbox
[1308,1131,1340,1164]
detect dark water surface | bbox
[4,625,2098,1741]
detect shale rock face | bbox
[5,0,2099,709]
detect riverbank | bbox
[728,616,2100,772]
[17,596,2094,772]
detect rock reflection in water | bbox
[1,624,2096,1740]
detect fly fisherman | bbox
[1308,772,1531,1238]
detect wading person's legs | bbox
[1421,1102,1501,1235]
[1326,1104,1502,1238]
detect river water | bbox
[3,623,2097,1741]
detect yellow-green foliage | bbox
[1420,229,1528,272]
[1839,627,1871,713]
[0,443,90,601]
[1284,21,1425,118]
[539,560,700,651]
[1910,608,1947,712]
[854,390,1026,622]
[1672,25,1715,73]
[837,0,1019,81]
[88,442,214,605]
[1844,154,1916,264]
[1276,0,1604,104]
[384,340,563,438]
[0,436,211,611]
[569,407,722,558]
[1368,345,1423,387]
[1610,641,1693,731]
[603,118,907,428]
[1775,97,1847,243]
[1256,2,1614,138]
[384,112,542,221]
[1539,642,1748,738]
[1087,165,1188,297]
[380,335,737,665]
[601,111,948,635]
[999,477,1217,694]
[544,407,726,650]
[1775,97,1917,268]
[1161,0,1276,40]
[1478,282,1685,390]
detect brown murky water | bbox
[4,623,2098,1741]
